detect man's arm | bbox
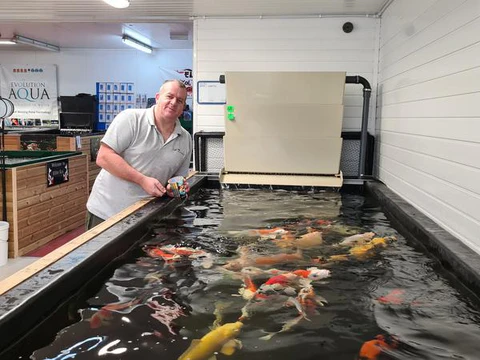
[96,143,166,197]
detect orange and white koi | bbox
[146,245,214,268]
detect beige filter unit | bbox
[220,71,345,188]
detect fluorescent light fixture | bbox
[122,35,152,54]
[102,0,130,8]
[0,39,15,45]
[13,35,60,52]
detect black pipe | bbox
[193,131,201,172]
[345,75,372,178]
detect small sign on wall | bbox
[197,81,226,104]
[47,159,69,187]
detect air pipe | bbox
[345,75,372,178]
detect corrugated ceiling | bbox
[0,0,391,22]
[0,0,391,50]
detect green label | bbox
[227,113,235,121]
[227,105,235,113]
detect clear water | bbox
[27,188,480,360]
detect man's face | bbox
[155,82,187,122]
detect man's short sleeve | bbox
[101,110,136,154]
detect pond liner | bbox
[0,174,207,358]
[366,181,480,296]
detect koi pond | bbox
[14,188,480,359]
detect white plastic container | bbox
[0,221,10,266]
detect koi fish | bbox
[178,321,243,360]
[88,298,141,329]
[240,266,286,278]
[259,314,305,341]
[292,267,331,281]
[146,248,179,261]
[377,289,405,305]
[228,227,288,239]
[252,250,304,266]
[224,247,303,271]
[297,285,328,313]
[359,334,398,360]
[238,275,259,300]
[316,236,395,264]
[337,232,376,247]
[275,230,324,249]
[146,245,214,268]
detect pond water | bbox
[25,188,480,360]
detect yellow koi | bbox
[178,321,243,360]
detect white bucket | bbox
[0,221,9,266]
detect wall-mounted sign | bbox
[197,81,226,105]
[0,64,59,122]
[47,159,69,187]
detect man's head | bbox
[154,80,187,123]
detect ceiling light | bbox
[13,35,60,52]
[122,35,152,54]
[0,39,15,45]
[102,0,130,9]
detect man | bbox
[86,80,192,229]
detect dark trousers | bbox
[85,210,105,230]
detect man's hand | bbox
[166,179,190,198]
[140,176,167,197]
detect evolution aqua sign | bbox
[47,159,69,187]
[0,64,59,120]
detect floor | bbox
[0,225,85,282]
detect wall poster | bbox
[158,68,193,100]
[0,64,59,128]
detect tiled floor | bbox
[0,225,85,282]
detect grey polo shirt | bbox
[86,106,192,220]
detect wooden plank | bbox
[16,175,87,202]
[17,218,86,256]
[56,137,76,151]
[17,194,87,231]
[19,203,87,242]
[19,211,87,252]
[0,196,153,295]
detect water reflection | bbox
[29,189,480,360]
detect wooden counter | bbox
[57,134,103,190]
[0,152,89,258]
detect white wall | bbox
[193,17,379,133]
[0,48,192,97]
[377,0,480,253]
